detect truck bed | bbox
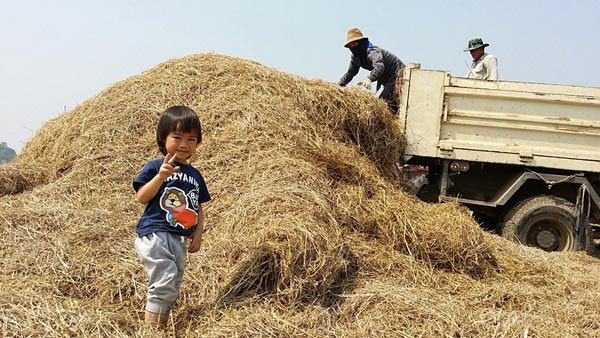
[398,66,600,172]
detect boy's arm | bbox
[136,175,167,204]
[136,153,180,204]
[188,204,204,253]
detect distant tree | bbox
[0,142,17,163]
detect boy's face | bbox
[164,131,199,163]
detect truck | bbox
[398,64,600,253]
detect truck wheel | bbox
[501,196,577,252]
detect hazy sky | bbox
[2,0,599,152]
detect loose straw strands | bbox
[0,53,598,337]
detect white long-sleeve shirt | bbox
[466,53,498,80]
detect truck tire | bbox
[501,196,578,252]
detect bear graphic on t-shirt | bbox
[159,187,198,229]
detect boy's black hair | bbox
[156,106,202,155]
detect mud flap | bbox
[575,185,595,254]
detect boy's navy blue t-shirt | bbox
[133,158,211,238]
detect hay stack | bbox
[1,54,599,337]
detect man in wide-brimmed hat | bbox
[338,28,405,114]
[464,37,498,80]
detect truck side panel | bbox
[401,68,600,172]
[403,70,447,159]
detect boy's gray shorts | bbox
[135,231,187,314]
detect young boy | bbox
[133,105,210,327]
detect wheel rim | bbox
[524,217,572,252]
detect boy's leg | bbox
[170,236,186,314]
[144,310,168,326]
[135,232,187,326]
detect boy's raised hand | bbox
[158,153,180,180]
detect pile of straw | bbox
[1,54,599,337]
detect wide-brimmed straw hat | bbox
[464,37,490,51]
[344,28,368,47]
